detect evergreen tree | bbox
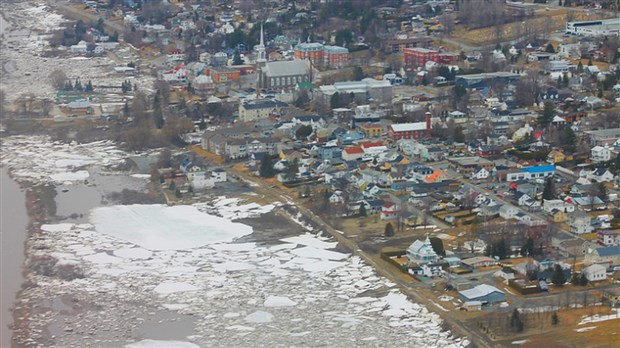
[542,177,556,201]
[520,237,535,257]
[511,309,524,332]
[588,58,593,66]
[384,223,395,237]
[598,182,607,201]
[168,180,176,190]
[232,50,243,65]
[284,158,299,181]
[552,264,566,286]
[295,125,313,140]
[359,202,367,217]
[353,66,364,81]
[577,61,584,73]
[429,237,445,256]
[545,44,555,53]
[539,101,555,128]
[551,312,559,325]
[259,155,274,178]
[85,80,93,92]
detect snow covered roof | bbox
[390,122,427,132]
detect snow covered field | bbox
[1,136,467,347]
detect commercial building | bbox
[318,78,393,104]
[238,99,287,122]
[387,115,431,140]
[459,284,505,304]
[566,18,620,37]
[403,47,459,67]
[455,72,521,90]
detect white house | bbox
[583,264,607,282]
[587,168,615,183]
[406,237,439,265]
[187,170,215,190]
[499,205,519,220]
[471,167,490,180]
[70,40,88,53]
[329,191,344,203]
[211,168,227,182]
[543,199,575,213]
[591,145,612,162]
[567,210,592,234]
[380,202,399,220]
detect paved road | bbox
[228,167,498,348]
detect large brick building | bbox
[294,42,350,67]
[403,48,459,67]
[387,114,431,140]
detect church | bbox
[255,25,312,91]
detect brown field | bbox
[501,306,620,348]
[449,8,597,47]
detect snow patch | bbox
[264,296,297,307]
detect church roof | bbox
[264,59,310,77]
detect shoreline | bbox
[3,166,49,347]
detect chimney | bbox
[425,112,432,130]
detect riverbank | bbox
[1,135,469,347]
[0,168,29,347]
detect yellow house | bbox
[551,209,566,223]
[547,149,566,164]
[359,124,383,138]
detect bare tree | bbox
[49,69,67,90]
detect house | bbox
[547,149,566,164]
[239,99,287,123]
[587,168,615,183]
[543,199,575,213]
[406,237,439,264]
[211,168,227,182]
[329,191,344,203]
[585,246,620,267]
[598,230,619,246]
[358,123,383,138]
[444,256,461,268]
[567,210,592,234]
[550,209,567,223]
[459,284,505,304]
[591,145,612,163]
[583,264,607,282]
[471,167,490,180]
[461,256,497,268]
[499,205,519,220]
[380,202,399,220]
[558,238,590,257]
[477,145,501,157]
[569,196,605,211]
[449,156,494,176]
[342,146,364,161]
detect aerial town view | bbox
[1,0,620,347]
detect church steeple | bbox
[256,23,266,64]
